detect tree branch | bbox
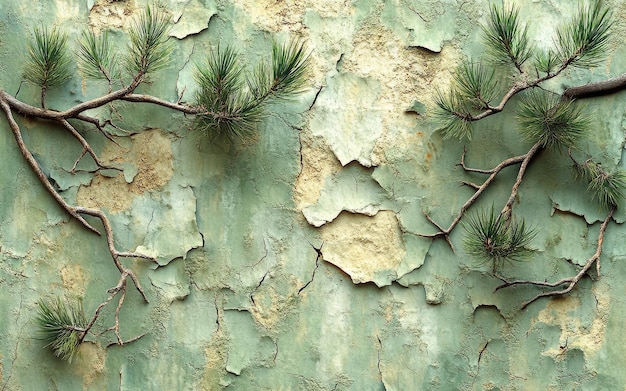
[563,73,626,99]
[495,206,614,309]
[419,141,542,245]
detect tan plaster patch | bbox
[319,211,405,286]
[60,264,89,297]
[249,277,299,333]
[76,129,174,213]
[294,130,342,209]
[88,0,136,32]
[232,0,352,33]
[534,282,610,359]
[341,27,462,165]
[201,328,228,390]
[75,342,106,389]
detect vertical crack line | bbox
[272,339,279,364]
[298,241,323,294]
[188,185,205,248]
[250,271,269,307]
[376,334,386,390]
[175,41,197,104]
[298,131,304,177]
[308,85,323,111]
[471,340,490,389]
[214,295,221,332]
[2,293,24,391]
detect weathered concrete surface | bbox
[2,0,626,390]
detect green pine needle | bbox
[556,0,613,68]
[482,3,532,72]
[463,207,536,269]
[77,30,118,83]
[35,297,87,363]
[573,158,626,209]
[193,39,310,139]
[454,61,499,111]
[268,39,311,100]
[516,90,588,150]
[433,87,474,140]
[194,45,264,139]
[533,49,560,75]
[126,5,173,77]
[23,26,73,89]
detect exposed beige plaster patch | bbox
[88,0,136,32]
[201,327,228,390]
[60,264,89,297]
[319,211,405,286]
[232,0,352,33]
[74,342,106,389]
[294,130,342,209]
[76,129,174,213]
[55,1,81,23]
[250,278,299,333]
[342,27,462,165]
[534,283,610,359]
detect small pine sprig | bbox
[482,3,532,72]
[433,87,474,140]
[463,207,536,270]
[193,39,310,139]
[454,61,499,111]
[516,90,589,150]
[23,26,73,107]
[76,30,118,86]
[572,155,626,210]
[267,39,311,100]
[433,61,500,140]
[35,297,87,363]
[125,5,173,80]
[194,45,263,139]
[556,0,613,68]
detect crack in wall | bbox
[1,293,25,391]
[298,241,322,294]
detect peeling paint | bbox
[3,0,626,389]
[76,129,174,213]
[320,211,405,287]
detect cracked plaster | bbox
[2,0,626,390]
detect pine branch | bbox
[563,73,626,99]
[125,4,173,81]
[419,141,543,244]
[1,3,309,358]
[23,26,73,108]
[436,0,614,139]
[482,3,532,72]
[495,206,614,310]
[77,30,118,89]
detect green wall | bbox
[1,0,626,389]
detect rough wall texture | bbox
[1,0,626,390]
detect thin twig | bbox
[495,207,614,309]
[419,141,542,245]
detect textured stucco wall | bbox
[2,0,626,390]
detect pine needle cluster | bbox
[573,157,626,210]
[463,207,536,270]
[516,91,589,150]
[35,297,87,363]
[434,0,612,141]
[194,40,310,139]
